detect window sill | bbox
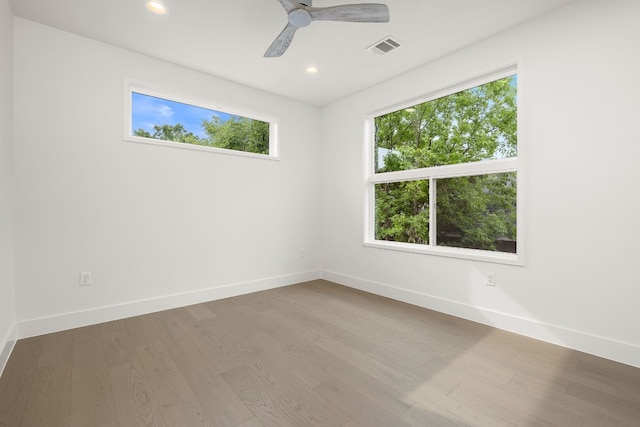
[363,240,523,266]
[124,135,280,161]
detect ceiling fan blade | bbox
[309,4,390,23]
[264,23,299,57]
[277,0,299,13]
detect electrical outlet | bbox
[485,272,496,287]
[79,272,92,286]
[300,249,305,258]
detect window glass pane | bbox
[131,92,270,155]
[375,180,430,244]
[436,172,516,253]
[374,75,517,173]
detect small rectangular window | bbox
[367,67,522,264]
[124,82,276,158]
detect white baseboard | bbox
[12,268,639,369]
[17,270,322,340]
[0,322,17,378]
[321,270,640,369]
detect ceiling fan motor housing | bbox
[289,9,313,27]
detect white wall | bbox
[13,18,322,335]
[321,0,640,368]
[0,0,16,374]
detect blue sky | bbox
[131,92,235,138]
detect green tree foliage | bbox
[436,172,517,251]
[202,116,269,155]
[375,180,430,244]
[374,76,517,252]
[134,124,203,145]
[133,116,270,155]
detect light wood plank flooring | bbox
[1,280,639,426]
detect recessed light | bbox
[305,66,319,74]
[145,0,169,14]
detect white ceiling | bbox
[10,0,580,106]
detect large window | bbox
[124,81,276,158]
[367,67,522,264]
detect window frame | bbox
[364,64,524,266]
[123,79,279,160]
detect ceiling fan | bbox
[265,0,390,57]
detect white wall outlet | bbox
[300,249,305,258]
[485,272,496,287]
[79,272,92,286]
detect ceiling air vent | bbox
[367,36,401,55]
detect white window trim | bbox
[123,78,279,160]
[364,63,524,266]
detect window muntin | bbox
[367,68,521,264]
[124,83,276,158]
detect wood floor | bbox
[1,280,639,426]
